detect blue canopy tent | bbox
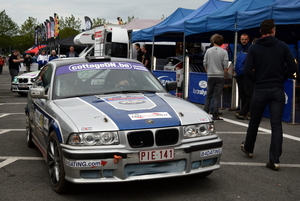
[185,0,279,37]
[153,0,231,38]
[131,7,194,42]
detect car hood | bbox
[17,71,40,78]
[54,93,211,131]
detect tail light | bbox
[175,62,183,70]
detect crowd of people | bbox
[203,19,297,171]
[0,46,79,83]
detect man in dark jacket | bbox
[241,19,297,171]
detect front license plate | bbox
[18,84,28,88]
[200,148,222,157]
[139,148,174,162]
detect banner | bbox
[84,16,93,30]
[117,17,123,25]
[263,79,294,122]
[41,23,46,42]
[54,13,59,39]
[49,16,55,38]
[188,72,208,104]
[152,70,176,96]
[34,27,38,46]
[46,20,51,40]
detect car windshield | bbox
[53,62,165,99]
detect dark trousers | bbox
[9,69,19,82]
[204,77,224,118]
[244,87,285,163]
[236,75,254,116]
[0,65,3,74]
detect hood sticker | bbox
[128,112,171,121]
[97,94,156,111]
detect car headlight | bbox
[13,77,18,83]
[68,132,119,146]
[183,123,215,138]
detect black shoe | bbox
[240,141,253,158]
[266,163,280,171]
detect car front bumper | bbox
[11,83,32,92]
[61,136,223,183]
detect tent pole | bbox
[151,37,155,71]
[231,30,238,110]
[183,35,187,99]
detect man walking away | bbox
[241,19,297,170]
[203,34,229,120]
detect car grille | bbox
[127,129,179,148]
[18,78,29,83]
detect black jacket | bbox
[244,36,297,89]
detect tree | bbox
[0,10,19,54]
[59,27,80,39]
[92,18,109,28]
[19,17,39,37]
[59,15,82,31]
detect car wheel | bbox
[197,170,213,178]
[26,115,35,148]
[18,92,28,97]
[47,131,69,193]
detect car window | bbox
[52,62,165,99]
[36,65,53,89]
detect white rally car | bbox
[12,70,40,96]
[26,56,222,193]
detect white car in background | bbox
[11,70,40,96]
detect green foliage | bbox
[92,18,109,28]
[59,15,82,31]
[0,10,19,53]
[59,27,80,39]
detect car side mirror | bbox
[165,81,177,92]
[29,87,48,99]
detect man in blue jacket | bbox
[241,19,297,171]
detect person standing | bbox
[37,51,48,70]
[141,45,151,71]
[66,46,79,57]
[9,50,24,82]
[203,34,229,120]
[234,33,252,120]
[241,19,297,170]
[134,43,143,62]
[23,54,32,72]
[49,50,59,61]
[0,56,5,74]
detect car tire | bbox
[18,92,28,97]
[47,131,69,193]
[196,170,213,178]
[26,115,35,148]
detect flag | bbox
[84,16,93,30]
[46,20,51,40]
[117,17,123,25]
[49,16,55,38]
[34,27,38,46]
[54,13,59,39]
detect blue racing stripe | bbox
[79,94,181,130]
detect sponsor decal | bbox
[200,148,222,157]
[199,118,209,122]
[128,112,171,120]
[43,116,49,131]
[157,76,174,86]
[81,127,93,131]
[199,80,207,88]
[119,100,145,105]
[193,88,207,96]
[65,159,107,168]
[56,62,148,75]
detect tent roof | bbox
[185,0,279,36]
[122,19,163,30]
[132,7,195,42]
[154,0,232,36]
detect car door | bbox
[31,64,54,153]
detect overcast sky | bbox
[4,0,211,29]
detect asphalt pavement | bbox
[0,65,300,200]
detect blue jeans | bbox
[204,77,224,118]
[244,87,285,163]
